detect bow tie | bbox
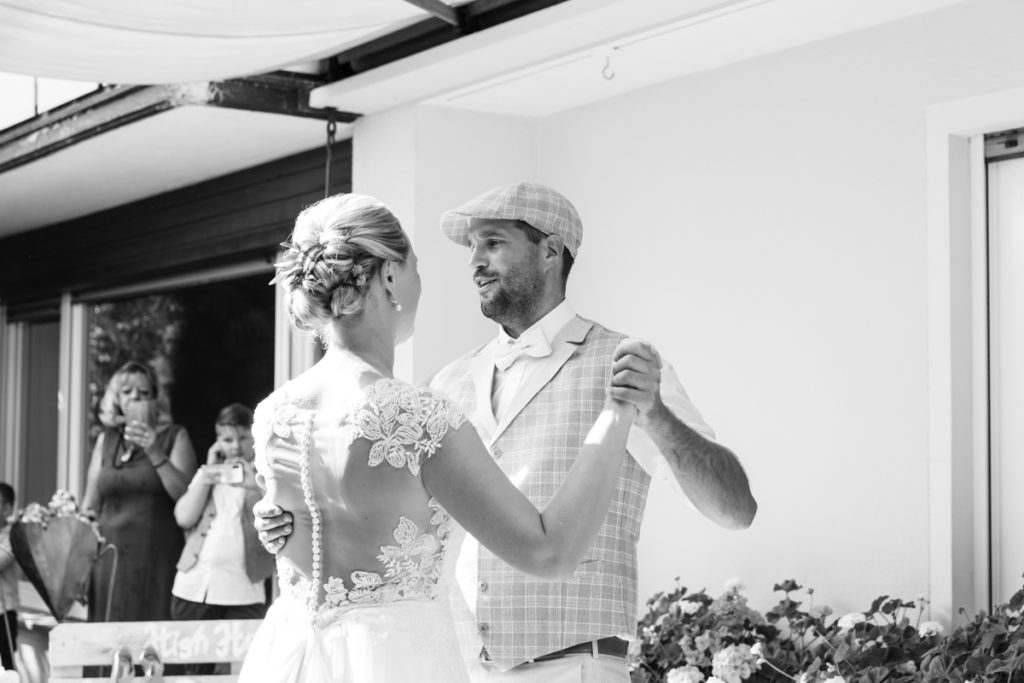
[491,334,552,371]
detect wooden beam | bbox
[399,0,462,26]
[0,73,357,175]
[331,0,569,77]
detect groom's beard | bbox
[478,265,545,328]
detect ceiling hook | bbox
[602,55,615,81]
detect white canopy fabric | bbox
[0,1,441,84]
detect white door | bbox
[988,153,1024,606]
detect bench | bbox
[48,620,262,682]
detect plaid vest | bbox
[430,317,651,670]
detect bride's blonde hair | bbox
[273,194,410,333]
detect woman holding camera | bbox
[83,360,197,622]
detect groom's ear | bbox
[542,234,564,270]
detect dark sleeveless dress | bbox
[88,425,185,622]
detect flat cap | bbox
[441,182,582,257]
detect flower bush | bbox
[631,578,1024,683]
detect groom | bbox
[257,182,756,682]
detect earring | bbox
[390,294,402,312]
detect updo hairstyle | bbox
[274,194,410,333]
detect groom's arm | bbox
[610,339,757,530]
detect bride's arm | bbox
[420,399,635,581]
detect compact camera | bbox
[202,461,245,485]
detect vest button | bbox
[478,622,489,634]
[492,448,502,459]
[478,581,488,592]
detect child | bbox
[0,483,19,672]
[171,404,274,674]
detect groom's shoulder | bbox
[425,342,490,389]
[576,316,627,348]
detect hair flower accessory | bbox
[351,264,367,288]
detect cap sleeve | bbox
[251,396,274,480]
[420,387,468,461]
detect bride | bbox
[237,193,634,683]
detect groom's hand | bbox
[253,498,294,555]
[610,338,664,428]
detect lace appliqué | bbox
[262,380,462,629]
[355,380,465,475]
[280,498,452,628]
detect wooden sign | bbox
[49,619,263,682]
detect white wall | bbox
[352,105,539,381]
[537,0,1024,616]
[351,0,1024,622]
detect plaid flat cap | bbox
[441,182,583,257]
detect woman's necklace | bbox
[116,430,136,464]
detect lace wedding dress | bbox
[238,378,471,683]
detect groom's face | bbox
[467,219,545,327]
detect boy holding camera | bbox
[171,404,274,641]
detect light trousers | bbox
[468,653,629,683]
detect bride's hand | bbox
[608,338,663,426]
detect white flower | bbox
[808,605,832,620]
[775,616,792,640]
[711,644,757,683]
[837,612,866,631]
[666,665,706,683]
[708,678,728,683]
[694,633,713,652]
[822,677,846,683]
[676,599,702,616]
[750,642,766,664]
[723,577,746,592]
[918,620,944,637]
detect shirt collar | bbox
[496,299,576,347]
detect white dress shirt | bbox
[171,484,266,605]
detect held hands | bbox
[609,338,665,428]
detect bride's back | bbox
[253,365,463,613]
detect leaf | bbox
[774,579,802,593]
[870,595,891,614]
[964,655,987,674]
[1010,585,1024,612]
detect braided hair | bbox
[273,194,410,333]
